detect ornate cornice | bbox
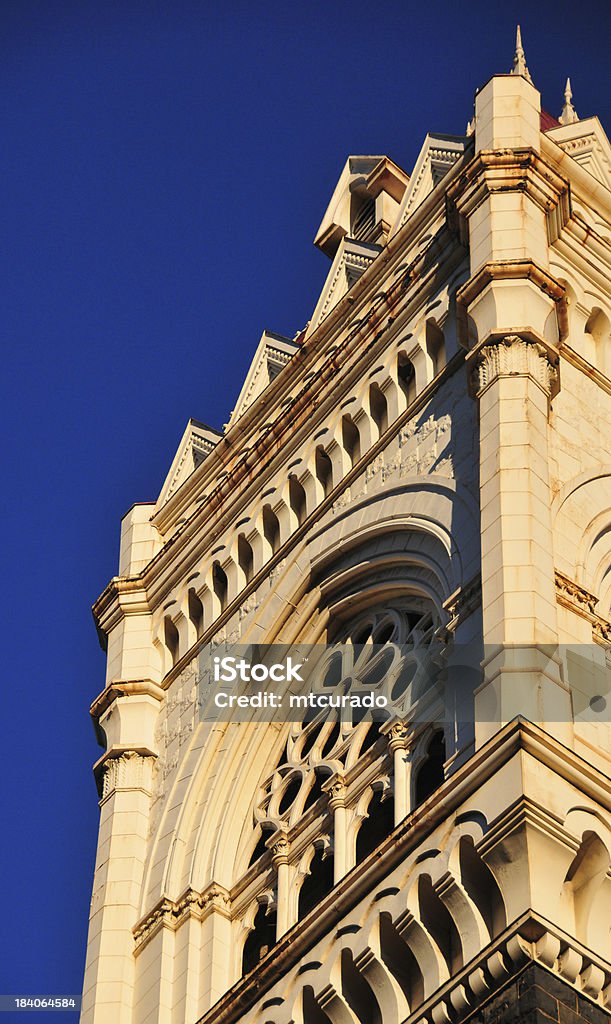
[554,570,611,646]
[442,574,482,633]
[133,882,231,951]
[89,677,165,723]
[554,571,598,618]
[469,334,559,399]
[447,148,571,241]
[457,257,565,308]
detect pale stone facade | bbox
[82,33,611,1024]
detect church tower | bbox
[82,32,611,1024]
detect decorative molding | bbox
[554,570,611,646]
[555,570,598,617]
[447,150,571,235]
[456,258,566,312]
[410,919,611,1024]
[397,135,466,228]
[192,720,611,1024]
[90,678,165,722]
[470,335,559,399]
[133,882,232,950]
[593,617,611,646]
[100,750,154,800]
[443,575,482,633]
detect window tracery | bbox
[239,598,448,975]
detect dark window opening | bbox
[397,352,416,402]
[242,904,277,975]
[247,829,270,867]
[415,730,445,805]
[164,617,179,667]
[298,847,334,920]
[188,588,204,639]
[315,446,333,497]
[369,382,388,434]
[426,320,446,375]
[289,474,308,526]
[263,504,280,554]
[212,561,228,611]
[278,775,302,815]
[356,789,395,864]
[342,415,361,467]
[238,534,254,583]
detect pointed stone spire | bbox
[559,76,579,125]
[511,24,534,85]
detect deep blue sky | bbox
[0,1,608,1019]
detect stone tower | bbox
[82,32,611,1024]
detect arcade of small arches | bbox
[152,312,452,679]
[220,804,611,1024]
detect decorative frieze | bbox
[443,575,482,632]
[555,570,598,618]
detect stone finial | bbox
[559,77,579,125]
[511,25,534,85]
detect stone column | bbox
[81,751,155,1024]
[325,775,348,882]
[270,830,291,938]
[470,333,571,743]
[384,720,410,824]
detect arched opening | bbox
[585,307,611,373]
[242,903,277,975]
[303,775,324,814]
[341,948,382,1024]
[212,561,228,612]
[414,730,445,805]
[426,320,446,375]
[278,773,302,816]
[369,382,388,435]
[397,351,416,403]
[417,873,462,972]
[262,504,280,554]
[379,911,424,1010]
[238,534,254,583]
[247,827,270,867]
[564,830,610,942]
[351,194,376,242]
[298,846,334,920]
[302,986,333,1024]
[164,616,180,667]
[187,588,204,640]
[356,789,395,864]
[289,474,307,526]
[342,414,361,468]
[458,835,506,938]
[315,446,333,497]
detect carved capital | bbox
[99,749,154,800]
[383,718,410,752]
[322,774,348,809]
[268,829,290,866]
[470,334,559,399]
